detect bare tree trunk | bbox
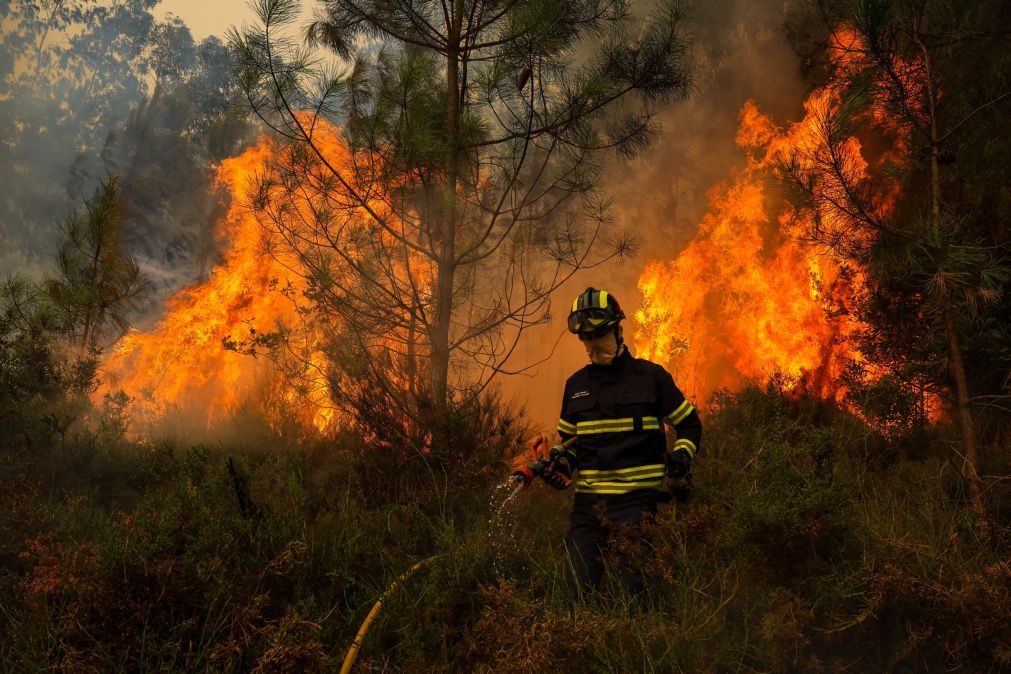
[944,305,988,532]
[428,0,465,427]
[429,257,454,414]
[81,231,103,350]
[919,33,989,535]
[406,299,421,444]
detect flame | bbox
[101,116,429,434]
[100,135,336,431]
[102,26,933,432]
[634,80,882,403]
[634,27,942,423]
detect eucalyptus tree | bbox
[230,0,693,428]
[0,1,158,257]
[1,1,250,291]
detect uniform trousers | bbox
[564,494,658,596]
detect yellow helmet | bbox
[567,287,625,335]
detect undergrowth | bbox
[1,385,1009,672]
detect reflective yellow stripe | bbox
[590,491,651,495]
[578,425,624,433]
[557,419,577,434]
[572,296,579,312]
[578,479,664,489]
[664,400,691,424]
[575,479,664,494]
[664,400,694,426]
[674,438,697,457]
[574,416,660,435]
[577,476,664,487]
[599,290,609,308]
[577,464,665,493]
[578,470,665,481]
[579,463,665,479]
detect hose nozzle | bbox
[510,435,576,488]
[511,458,549,488]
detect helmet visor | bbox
[567,309,615,334]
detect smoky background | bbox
[1,0,810,430]
[507,0,809,428]
[0,2,255,326]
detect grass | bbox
[1,385,1009,672]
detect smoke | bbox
[605,0,806,290]
[509,0,809,428]
[0,3,252,323]
[1,1,809,433]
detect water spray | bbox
[484,436,579,577]
[341,436,578,671]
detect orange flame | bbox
[101,115,429,434]
[634,26,940,422]
[100,135,335,431]
[634,87,874,403]
[103,25,931,431]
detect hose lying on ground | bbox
[340,439,571,671]
[339,555,437,674]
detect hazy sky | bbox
[154,0,261,40]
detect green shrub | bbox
[2,384,1008,672]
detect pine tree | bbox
[45,176,149,351]
[230,0,693,433]
[784,0,1011,533]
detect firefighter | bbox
[539,287,702,597]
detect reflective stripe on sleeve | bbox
[557,419,577,434]
[664,400,695,426]
[673,438,697,458]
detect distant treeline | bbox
[0,0,254,300]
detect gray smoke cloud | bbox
[0,4,252,325]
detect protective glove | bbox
[665,448,693,479]
[671,472,693,503]
[542,450,573,490]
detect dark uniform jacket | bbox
[556,347,702,503]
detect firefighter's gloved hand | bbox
[665,448,693,479]
[542,453,573,490]
[671,473,693,503]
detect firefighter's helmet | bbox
[567,287,624,335]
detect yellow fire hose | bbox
[339,438,572,671]
[339,555,437,674]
